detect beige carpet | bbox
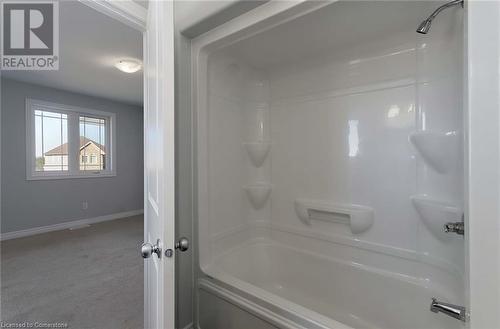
[1,215,143,329]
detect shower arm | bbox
[417,0,463,34]
[426,0,463,22]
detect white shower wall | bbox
[268,23,463,270]
[205,54,272,259]
[268,33,419,250]
[204,2,463,272]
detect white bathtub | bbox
[201,238,463,329]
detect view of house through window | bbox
[80,116,107,171]
[35,110,68,172]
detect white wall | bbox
[200,0,464,275]
[467,1,500,327]
[1,78,143,234]
[267,21,463,266]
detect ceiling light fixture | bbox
[114,59,142,73]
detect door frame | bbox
[465,1,500,328]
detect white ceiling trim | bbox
[79,0,147,31]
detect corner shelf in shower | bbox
[411,195,463,240]
[243,141,271,167]
[409,131,459,174]
[294,199,374,234]
[244,183,272,209]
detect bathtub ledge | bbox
[198,278,352,329]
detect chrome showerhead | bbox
[416,19,432,34]
[416,0,463,35]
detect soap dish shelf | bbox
[244,183,272,209]
[294,199,374,234]
[409,131,459,174]
[243,141,271,167]
[411,195,463,241]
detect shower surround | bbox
[194,1,464,328]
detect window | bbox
[26,99,116,180]
[80,116,106,171]
[34,110,68,172]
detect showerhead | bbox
[416,0,463,35]
[416,19,432,34]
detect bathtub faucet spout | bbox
[430,298,466,322]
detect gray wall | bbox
[1,78,143,233]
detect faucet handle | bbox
[444,222,464,235]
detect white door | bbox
[143,1,175,328]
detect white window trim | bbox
[26,98,117,180]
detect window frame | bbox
[26,99,116,180]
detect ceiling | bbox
[223,1,436,70]
[3,1,143,106]
[175,0,268,38]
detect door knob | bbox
[175,237,189,252]
[164,237,190,257]
[141,239,161,258]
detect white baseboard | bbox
[0,209,143,241]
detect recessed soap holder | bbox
[411,195,463,240]
[294,199,374,234]
[409,131,459,174]
[244,183,272,209]
[243,141,271,167]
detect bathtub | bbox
[200,236,463,329]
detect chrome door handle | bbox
[141,239,161,258]
[175,237,189,252]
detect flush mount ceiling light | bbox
[114,59,142,73]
